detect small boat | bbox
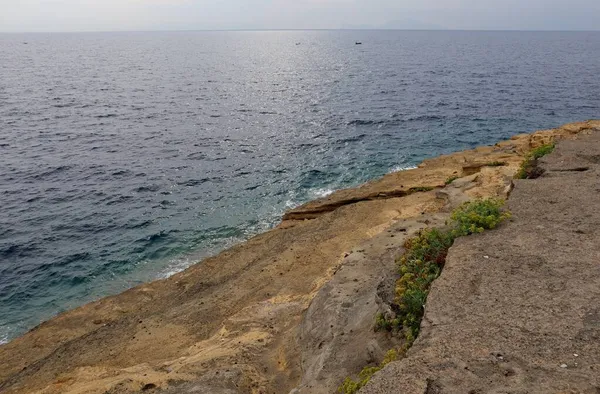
[355,42,362,45]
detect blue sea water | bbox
[1,30,599,343]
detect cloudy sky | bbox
[1,0,599,32]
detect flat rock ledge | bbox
[282,121,598,222]
[361,128,600,393]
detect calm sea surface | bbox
[1,30,599,343]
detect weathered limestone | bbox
[361,125,600,394]
[0,121,598,394]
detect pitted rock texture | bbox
[361,127,600,394]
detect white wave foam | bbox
[0,327,10,345]
[158,257,193,279]
[156,186,335,280]
[388,165,417,174]
[284,199,298,209]
[310,188,334,198]
[156,234,253,280]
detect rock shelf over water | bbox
[1,120,599,394]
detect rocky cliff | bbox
[362,123,600,394]
[1,120,599,394]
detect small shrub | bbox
[339,377,361,394]
[515,162,532,180]
[530,143,555,159]
[347,199,510,393]
[374,313,393,332]
[394,228,454,342]
[445,176,459,185]
[450,199,511,236]
[394,199,509,342]
[515,143,555,179]
[338,350,399,394]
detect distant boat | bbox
[295,42,301,46]
[355,42,362,45]
[23,42,28,45]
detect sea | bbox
[1,30,599,343]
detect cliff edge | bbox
[0,121,599,394]
[362,126,600,393]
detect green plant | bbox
[347,199,510,393]
[393,199,509,341]
[408,186,434,193]
[445,175,459,185]
[394,228,454,341]
[374,313,392,332]
[450,198,511,236]
[375,312,400,333]
[530,143,556,159]
[338,350,399,394]
[484,161,507,167]
[515,143,555,179]
[515,162,533,180]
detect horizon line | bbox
[2,28,600,34]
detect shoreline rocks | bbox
[0,120,599,394]
[361,121,600,394]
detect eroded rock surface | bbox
[361,126,600,393]
[0,121,598,394]
[292,175,485,394]
[292,215,446,394]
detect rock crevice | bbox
[360,124,600,394]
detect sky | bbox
[1,0,599,32]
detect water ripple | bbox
[0,30,599,343]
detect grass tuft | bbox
[338,350,399,394]
[515,143,555,179]
[530,143,556,160]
